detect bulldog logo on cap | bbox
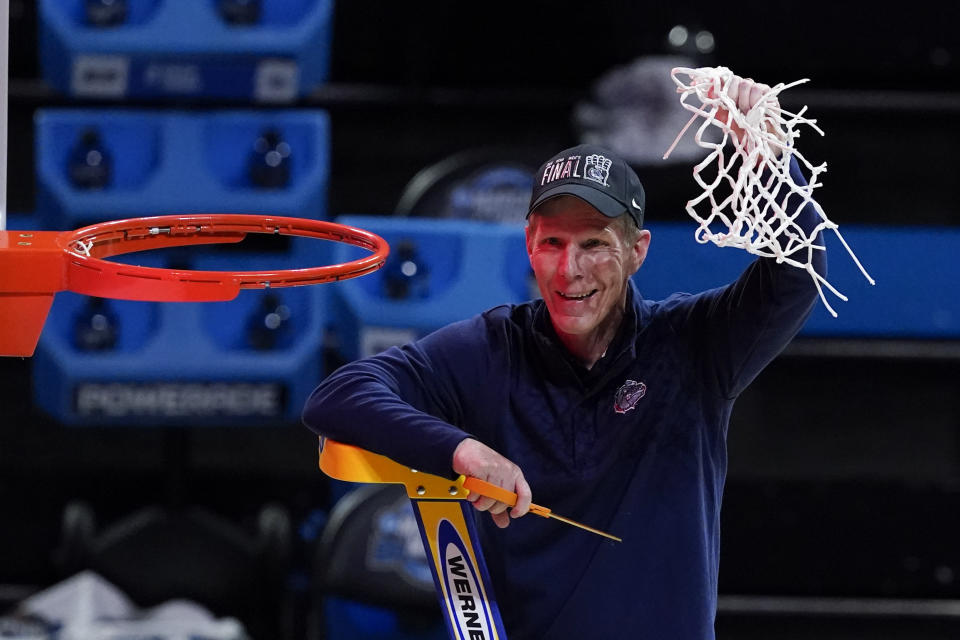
[584,154,611,187]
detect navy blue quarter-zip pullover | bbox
[304,157,824,639]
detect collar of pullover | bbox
[530,281,647,391]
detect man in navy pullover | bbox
[303,77,824,638]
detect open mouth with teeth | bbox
[557,289,598,301]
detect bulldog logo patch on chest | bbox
[614,379,646,414]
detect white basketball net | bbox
[663,66,874,317]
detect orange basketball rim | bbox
[0,214,390,357]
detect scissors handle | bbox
[462,476,551,516]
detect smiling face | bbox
[526,196,650,361]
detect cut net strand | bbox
[663,66,874,317]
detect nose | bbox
[557,245,582,280]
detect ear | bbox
[628,230,651,276]
[525,223,534,263]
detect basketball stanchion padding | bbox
[318,438,620,640]
[318,438,508,640]
[0,214,389,357]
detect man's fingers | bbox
[731,77,748,113]
[511,478,532,519]
[736,79,774,113]
[755,82,770,102]
[724,75,739,103]
[471,497,514,520]
[451,438,531,522]
[472,496,496,512]
[749,83,765,112]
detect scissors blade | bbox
[462,476,622,542]
[546,512,622,543]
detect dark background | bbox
[2,0,960,637]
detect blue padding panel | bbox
[799,226,957,337]
[330,217,533,361]
[639,223,959,338]
[40,0,333,101]
[32,282,329,426]
[35,109,330,231]
[328,217,960,360]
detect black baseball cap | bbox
[527,144,645,228]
